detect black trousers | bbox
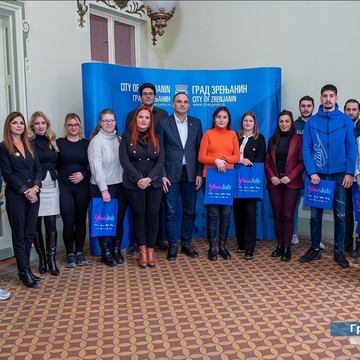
[124,186,163,247]
[6,196,40,271]
[233,198,258,253]
[59,182,90,255]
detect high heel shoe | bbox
[18,271,38,288]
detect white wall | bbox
[25,1,91,136]
[149,1,360,115]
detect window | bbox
[90,11,136,66]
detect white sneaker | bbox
[320,242,325,250]
[291,235,299,244]
[0,288,11,301]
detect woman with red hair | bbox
[120,106,164,268]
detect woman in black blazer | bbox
[0,112,42,288]
[233,112,266,260]
[120,106,164,268]
[28,111,60,276]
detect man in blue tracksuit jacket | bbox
[300,84,357,268]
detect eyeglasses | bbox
[101,119,116,124]
[67,123,80,128]
[142,92,154,97]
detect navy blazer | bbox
[264,134,304,190]
[0,141,42,198]
[156,114,203,183]
[120,131,164,190]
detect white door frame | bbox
[0,0,29,259]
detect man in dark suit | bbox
[126,82,169,131]
[126,82,169,252]
[157,92,203,261]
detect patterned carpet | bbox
[0,238,360,360]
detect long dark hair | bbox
[267,109,295,151]
[130,106,159,153]
[3,112,35,157]
[211,106,232,130]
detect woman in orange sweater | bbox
[199,106,240,261]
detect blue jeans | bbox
[164,168,197,246]
[310,173,347,252]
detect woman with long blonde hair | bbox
[28,111,60,276]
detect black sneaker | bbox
[333,251,349,268]
[237,248,245,253]
[75,252,88,266]
[66,253,76,268]
[299,247,321,263]
[244,251,254,260]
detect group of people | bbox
[0,82,359,296]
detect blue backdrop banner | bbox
[81,63,281,243]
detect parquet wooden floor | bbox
[0,238,359,359]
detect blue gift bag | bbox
[303,178,336,210]
[90,198,118,237]
[204,168,236,205]
[234,162,264,200]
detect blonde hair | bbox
[28,111,59,151]
[63,113,83,139]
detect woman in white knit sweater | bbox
[88,109,126,266]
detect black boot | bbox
[33,231,47,274]
[112,238,124,264]
[28,267,41,282]
[207,211,218,261]
[219,236,231,260]
[99,238,117,266]
[47,232,59,276]
[219,213,231,260]
[18,271,38,288]
[271,245,285,257]
[281,247,291,262]
[352,237,360,258]
[208,238,217,261]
